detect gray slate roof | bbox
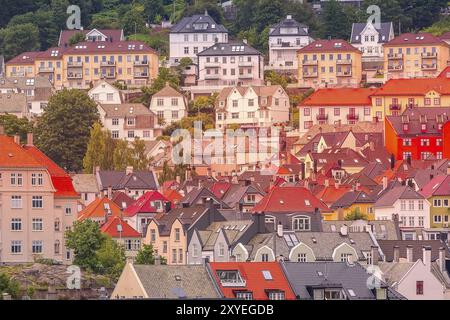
[269,16,309,36]
[133,264,220,299]
[197,42,262,56]
[198,220,254,251]
[374,185,425,208]
[171,14,228,33]
[350,22,393,44]
[322,220,400,240]
[0,93,28,114]
[71,174,100,193]
[97,170,158,191]
[282,262,404,300]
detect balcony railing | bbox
[100,61,116,67]
[389,104,401,111]
[421,52,438,58]
[336,59,352,65]
[388,65,403,71]
[134,60,149,66]
[238,61,253,67]
[67,73,83,79]
[316,114,328,121]
[387,53,403,59]
[303,72,318,78]
[134,72,149,78]
[271,42,296,48]
[238,73,254,79]
[302,60,318,66]
[220,279,247,287]
[347,114,359,120]
[102,73,116,79]
[337,71,352,77]
[67,61,83,67]
[10,71,25,77]
[38,67,54,73]
[422,64,437,70]
[205,74,220,80]
[204,62,220,68]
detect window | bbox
[248,112,255,118]
[11,173,23,186]
[163,241,168,253]
[112,130,119,139]
[232,100,238,108]
[184,47,189,54]
[192,244,199,257]
[150,229,156,242]
[107,93,114,101]
[434,215,442,223]
[11,195,22,209]
[418,200,424,210]
[55,240,60,254]
[232,113,239,119]
[408,200,415,211]
[65,206,72,215]
[236,292,253,300]
[293,216,310,231]
[175,228,180,241]
[127,118,135,126]
[11,241,22,254]
[340,253,352,263]
[334,108,340,116]
[54,218,60,231]
[401,200,406,211]
[297,253,307,262]
[261,253,269,262]
[179,248,183,263]
[172,111,179,119]
[419,216,424,227]
[403,139,412,146]
[434,199,442,207]
[32,196,43,209]
[172,249,177,263]
[31,173,43,186]
[219,243,225,256]
[268,291,285,300]
[127,131,135,138]
[416,281,424,295]
[32,240,43,254]
[409,216,415,227]
[303,108,311,116]
[11,218,22,231]
[157,98,164,106]
[32,218,43,231]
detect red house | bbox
[385,107,450,161]
[209,262,296,300]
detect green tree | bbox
[135,244,156,264]
[0,273,21,299]
[69,32,86,46]
[0,114,32,143]
[121,4,147,36]
[34,89,99,172]
[264,70,288,89]
[423,16,450,35]
[65,220,106,271]
[321,0,352,39]
[130,137,150,170]
[0,23,40,60]
[83,122,106,174]
[143,0,165,24]
[95,236,126,280]
[113,139,132,170]
[102,131,117,170]
[345,208,368,221]
[140,67,180,106]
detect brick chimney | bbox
[371,246,379,265]
[423,246,432,272]
[26,132,33,146]
[439,247,446,273]
[13,134,20,145]
[126,166,133,175]
[0,125,4,135]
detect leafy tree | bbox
[34,89,99,172]
[83,122,106,173]
[321,0,352,39]
[135,244,156,264]
[189,94,216,116]
[345,208,368,221]
[90,9,122,29]
[121,4,147,36]
[65,220,106,271]
[102,131,117,170]
[423,16,450,35]
[184,0,224,24]
[0,114,32,143]
[264,70,288,89]
[95,236,126,280]
[69,32,86,46]
[140,67,180,106]
[130,137,150,170]
[0,23,40,60]
[113,139,132,170]
[143,0,165,24]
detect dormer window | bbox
[376,288,387,300]
[217,270,246,286]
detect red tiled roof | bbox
[441,32,450,40]
[385,32,448,46]
[420,175,450,198]
[298,39,360,53]
[210,181,232,199]
[123,191,168,217]
[111,191,134,209]
[6,52,41,65]
[64,40,158,55]
[252,186,329,213]
[372,77,450,96]
[314,185,353,204]
[209,262,296,300]
[78,197,122,221]
[59,29,123,46]
[100,216,141,238]
[162,189,183,206]
[0,136,42,167]
[301,88,376,107]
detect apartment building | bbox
[384,33,450,80]
[197,41,264,87]
[299,88,376,134]
[0,132,78,264]
[149,84,188,127]
[169,12,228,65]
[268,15,313,75]
[214,84,290,129]
[297,39,362,88]
[5,40,159,90]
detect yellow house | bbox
[297,39,362,89]
[370,71,450,121]
[5,40,159,90]
[329,191,375,221]
[384,32,450,80]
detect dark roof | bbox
[171,13,228,33]
[58,29,124,46]
[330,191,374,209]
[97,170,158,191]
[197,42,262,56]
[350,22,393,44]
[156,205,211,236]
[378,240,450,262]
[269,16,309,37]
[282,262,404,300]
[385,32,448,46]
[180,186,231,209]
[375,185,425,208]
[298,39,360,53]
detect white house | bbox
[350,21,394,63]
[88,80,122,104]
[149,84,187,127]
[375,185,431,240]
[268,15,313,75]
[214,84,290,129]
[169,11,228,65]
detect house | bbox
[77,196,122,224]
[111,191,135,211]
[100,216,141,258]
[297,39,362,88]
[98,103,161,141]
[0,131,78,264]
[143,205,226,265]
[70,173,100,209]
[197,41,264,87]
[221,184,265,212]
[214,85,290,129]
[252,186,329,232]
[149,84,188,127]
[112,263,221,299]
[383,33,450,80]
[180,186,231,209]
[5,40,158,90]
[162,189,184,208]
[88,80,122,104]
[123,191,171,233]
[169,12,228,65]
[374,185,431,239]
[281,261,403,300]
[384,107,450,161]
[298,88,377,134]
[0,93,29,118]
[420,175,450,228]
[208,262,296,300]
[58,29,125,46]
[95,167,159,199]
[329,190,375,221]
[267,15,313,75]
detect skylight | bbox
[262,270,273,280]
[305,200,311,206]
[348,289,356,297]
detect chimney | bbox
[339,224,348,236]
[324,179,329,187]
[243,39,248,45]
[447,164,450,175]
[393,245,400,262]
[266,80,272,87]
[95,166,100,174]
[355,182,361,191]
[369,141,375,151]
[164,201,171,213]
[406,245,413,262]
[176,175,181,184]
[107,186,112,199]
[14,134,20,145]
[126,166,133,175]
[382,176,388,190]
[26,132,33,146]
[371,246,379,265]
[287,15,292,20]
[423,246,432,271]
[347,254,355,266]
[277,222,283,237]
[439,247,446,273]
[0,125,4,135]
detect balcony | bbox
[303,72,318,78]
[388,64,403,71]
[205,74,220,80]
[387,53,403,60]
[134,60,149,66]
[271,42,297,48]
[134,72,149,78]
[389,104,401,111]
[10,71,25,77]
[336,59,352,65]
[100,61,116,67]
[337,71,352,77]
[204,62,220,68]
[302,60,318,66]
[238,73,254,79]
[67,61,83,67]
[316,114,328,121]
[238,61,253,67]
[421,52,438,59]
[422,64,437,71]
[406,103,418,108]
[38,67,54,73]
[347,114,359,121]
[220,279,247,287]
[67,73,83,79]
[102,73,116,79]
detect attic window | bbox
[355,36,359,41]
[305,200,311,206]
[280,200,284,204]
[317,271,323,276]
[348,289,356,297]
[262,270,273,280]
[175,275,181,281]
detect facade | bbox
[149,85,188,127]
[100,216,142,258]
[5,40,159,90]
[70,173,100,209]
[98,103,161,142]
[0,133,78,264]
[350,21,394,63]
[421,175,450,228]
[268,15,313,74]
[384,107,450,161]
[297,39,362,88]
[88,80,122,104]
[383,33,450,80]
[197,41,264,87]
[215,85,290,129]
[299,88,376,134]
[169,12,228,65]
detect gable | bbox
[288,242,316,261]
[332,243,358,262]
